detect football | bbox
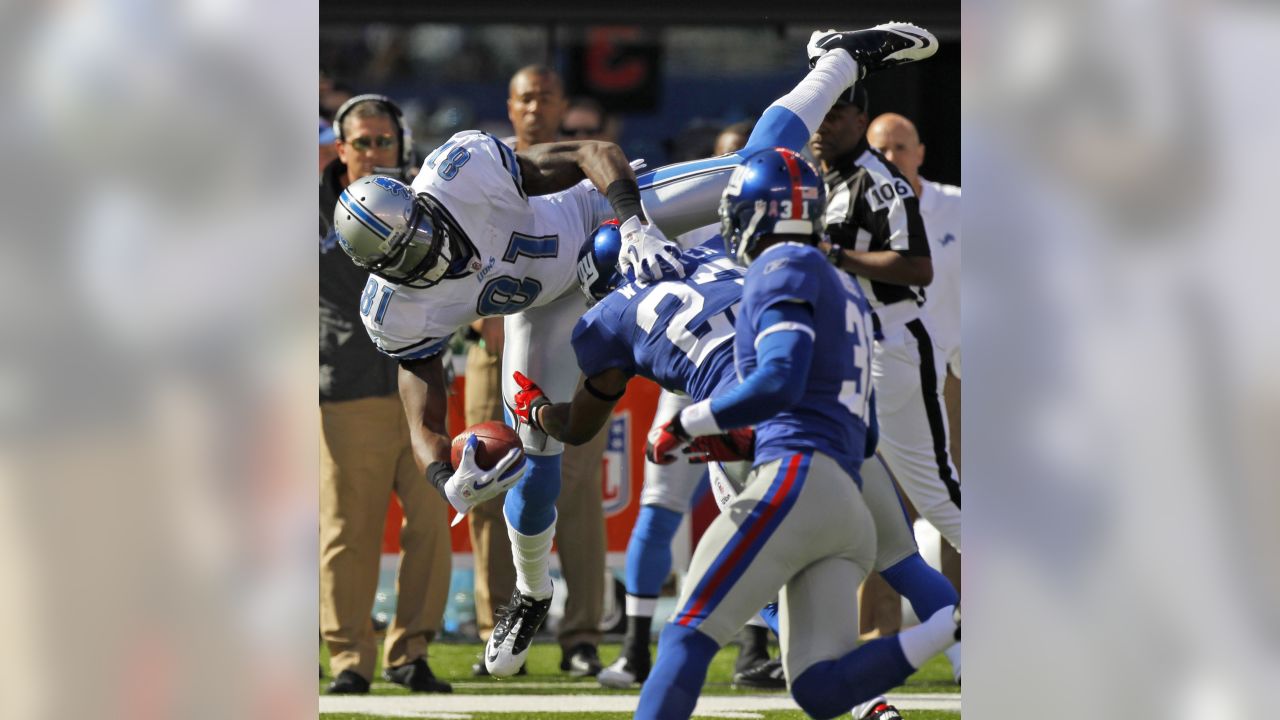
[451,420,523,470]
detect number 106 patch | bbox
[864,179,913,211]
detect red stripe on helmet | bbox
[778,148,803,219]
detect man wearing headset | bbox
[319,94,453,695]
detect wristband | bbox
[426,460,454,493]
[827,243,844,269]
[527,396,551,434]
[679,399,723,438]
[605,178,646,223]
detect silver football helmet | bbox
[333,176,454,288]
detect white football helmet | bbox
[333,176,457,288]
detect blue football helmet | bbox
[334,176,458,288]
[719,147,826,266]
[576,219,628,303]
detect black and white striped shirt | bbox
[822,139,931,308]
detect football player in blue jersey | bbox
[630,148,958,720]
[513,217,961,711]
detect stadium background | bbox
[320,1,960,637]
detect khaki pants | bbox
[465,341,608,650]
[556,425,608,651]
[320,394,452,680]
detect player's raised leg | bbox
[632,22,938,238]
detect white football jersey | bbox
[918,178,961,356]
[360,131,608,360]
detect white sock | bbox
[945,641,962,681]
[745,613,769,629]
[507,511,556,599]
[897,604,958,669]
[767,50,860,136]
[625,594,658,617]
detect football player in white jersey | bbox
[331,21,939,677]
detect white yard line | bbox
[320,692,960,717]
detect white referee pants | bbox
[872,316,962,550]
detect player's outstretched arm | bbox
[398,355,453,474]
[514,369,628,446]
[517,140,637,200]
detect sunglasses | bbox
[561,126,602,138]
[347,134,397,151]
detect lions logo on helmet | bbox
[719,147,826,266]
[576,219,629,303]
[334,176,455,288]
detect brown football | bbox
[451,420,524,471]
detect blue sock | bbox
[790,636,916,719]
[758,600,780,636]
[634,623,721,720]
[503,453,561,535]
[625,505,683,597]
[741,105,814,155]
[880,553,959,623]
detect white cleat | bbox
[596,655,649,689]
[484,589,552,677]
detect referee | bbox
[810,84,962,551]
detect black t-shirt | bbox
[318,160,398,403]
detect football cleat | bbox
[596,654,650,689]
[733,625,772,675]
[383,658,452,693]
[560,643,604,678]
[807,22,938,77]
[732,656,787,690]
[861,701,904,720]
[485,588,553,677]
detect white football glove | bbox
[617,216,684,283]
[444,435,526,526]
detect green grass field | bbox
[319,640,960,718]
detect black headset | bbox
[333,93,415,178]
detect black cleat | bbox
[807,22,938,77]
[485,588,553,677]
[732,656,787,690]
[383,657,452,693]
[560,643,604,677]
[324,669,370,695]
[734,624,772,675]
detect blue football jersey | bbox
[572,244,743,401]
[736,242,873,480]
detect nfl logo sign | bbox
[601,412,630,517]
